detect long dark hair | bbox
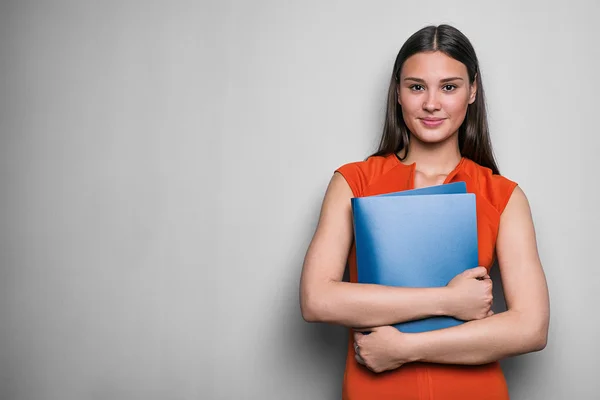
[369,24,500,175]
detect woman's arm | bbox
[300,172,491,328]
[392,186,550,365]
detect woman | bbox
[299,24,550,399]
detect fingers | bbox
[487,309,494,317]
[355,353,365,365]
[353,335,362,352]
[465,266,488,279]
[354,339,365,365]
[353,332,363,343]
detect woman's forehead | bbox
[400,51,468,80]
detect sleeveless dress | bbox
[334,152,518,400]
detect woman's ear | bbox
[468,76,478,104]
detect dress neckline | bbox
[391,152,467,189]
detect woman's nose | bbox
[422,92,441,111]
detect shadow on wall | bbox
[276,200,349,399]
[281,281,348,397]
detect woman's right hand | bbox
[445,266,494,321]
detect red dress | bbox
[334,153,518,400]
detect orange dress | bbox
[334,153,518,400]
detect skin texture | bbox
[300,50,550,374]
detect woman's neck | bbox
[396,139,462,178]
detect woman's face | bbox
[397,51,477,144]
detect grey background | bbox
[0,1,598,399]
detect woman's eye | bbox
[443,84,457,91]
[410,84,424,91]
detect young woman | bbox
[299,24,550,399]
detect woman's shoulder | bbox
[463,157,518,215]
[334,153,398,197]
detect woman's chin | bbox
[411,131,454,144]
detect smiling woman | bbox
[299,24,550,400]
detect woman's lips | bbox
[420,118,445,127]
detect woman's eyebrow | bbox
[403,77,464,83]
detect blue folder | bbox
[351,182,478,333]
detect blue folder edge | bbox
[375,181,467,197]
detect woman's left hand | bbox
[353,326,415,373]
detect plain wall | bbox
[1,1,598,399]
